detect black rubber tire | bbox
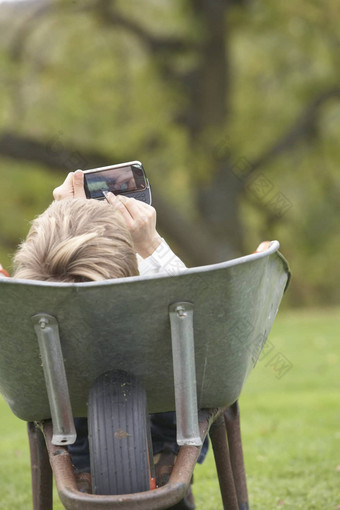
[88,370,151,495]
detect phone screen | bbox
[84,164,147,199]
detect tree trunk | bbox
[187,0,244,259]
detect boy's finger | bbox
[117,195,149,217]
[105,192,134,227]
[73,170,86,198]
[255,241,271,253]
[53,172,74,200]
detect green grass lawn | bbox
[0,308,339,509]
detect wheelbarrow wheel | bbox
[88,370,151,495]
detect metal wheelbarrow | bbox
[0,241,290,509]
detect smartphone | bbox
[83,161,152,204]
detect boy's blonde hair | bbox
[13,199,139,282]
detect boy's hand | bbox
[255,241,272,252]
[0,264,9,277]
[105,193,162,258]
[53,170,85,200]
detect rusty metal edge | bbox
[41,408,223,509]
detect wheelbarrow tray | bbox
[0,241,289,422]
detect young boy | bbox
[7,170,202,509]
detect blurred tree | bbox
[0,0,339,304]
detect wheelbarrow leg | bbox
[224,402,249,510]
[210,415,238,510]
[27,422,53,510]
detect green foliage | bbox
[0,160,60,270]
[0,0,339,304]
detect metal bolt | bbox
[176,306,187,318]
[39,318,48,329]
